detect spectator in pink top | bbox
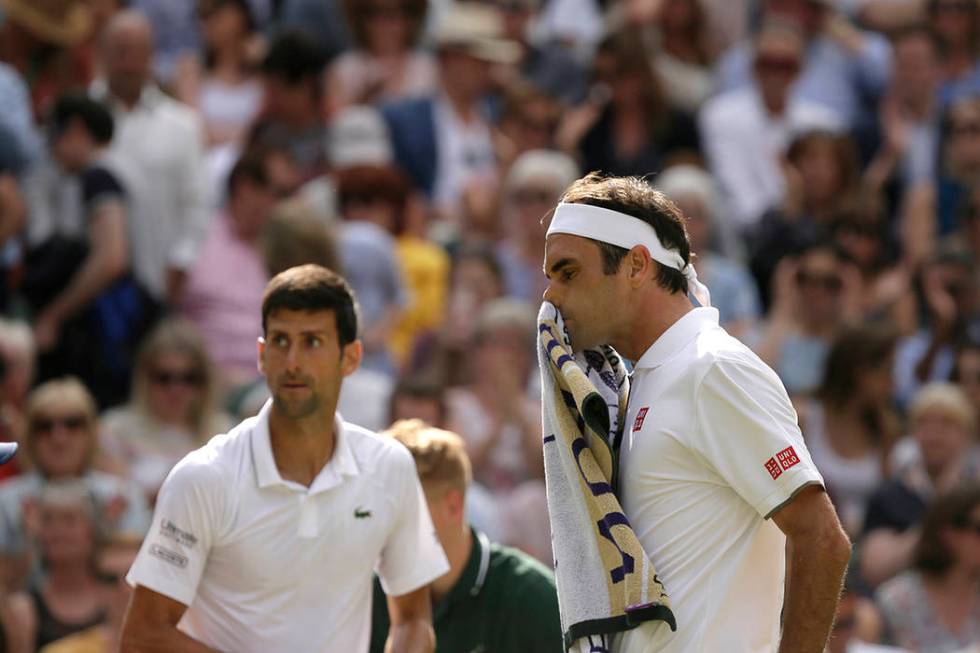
[177,147,283,389]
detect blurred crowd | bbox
[0,0,978,651]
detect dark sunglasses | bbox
[955,520,980,535]
[358,4,415,18]
[32,414,88,435]
[755,56,801,76]
[796,270,842,292]
[952,122,980,137]
[149,370,203,387]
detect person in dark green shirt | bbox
[370,419,562,653]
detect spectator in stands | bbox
[862,383,979,587]
[327,0,435,114]
[3,481,110,651]
[893,247,978,407]
[0,0,95,119]
[34,534,142,653]
[0,378,149,591]
[496,149,579,305]
[646,0,718,115]
[655,164,761,341]
[388,379,449,429]
[715,0,891,129]
[0,172,25,314]
[174,0,263,149]
[756,238,862,397]
[936,96,980,237]
[701,20,843,231]
[799,324,901,536]
[369,420,561,652]
[565,29,700,178]
[178,148,282,388]
[335,165,410,375]
[496,82,562,164]
[494,0,588,105]
[99,319,232,502]
[928,0,980,105]
[94,10,210,305]
[827,582,901,653]
[24,93,158,408]
[952,338,980,411]
[252,31,328,181]
[260,198,340,278]
[447,299,550,561]
[382,2,519,212]
[876,484,980,651]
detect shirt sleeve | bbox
[126,454,224,606]
[375,446,449,597]
[692,358,824,519]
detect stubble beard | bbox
[272,390,321,420]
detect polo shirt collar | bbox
[633,307,719,371]
[251,400,360,493]
[435,529,491,618]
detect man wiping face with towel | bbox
[542,172,850,653]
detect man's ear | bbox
[628,245,653,286]
[256,337,266,376]
[341,339,362,377]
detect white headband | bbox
[547,202,711,307]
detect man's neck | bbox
[442,87,478,123]
[615,292,695,362]
[267,404,337,487]
[431,525,473,602]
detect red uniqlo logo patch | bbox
[632,407,649,432]
[776,446,800,471]
[765,457,782,480]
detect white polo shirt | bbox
[127,401,449,653]
[615,308,824,653]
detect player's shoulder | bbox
[164,418,253,490]
[341,419,416,475]
[692,327,783,390]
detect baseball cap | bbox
[0,442,17,465]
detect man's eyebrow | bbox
[544,258,575,278]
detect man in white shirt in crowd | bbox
[120,264,449,652]
[94,10,210,304]
[542,173,852,653]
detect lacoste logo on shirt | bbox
[354,507,371,519]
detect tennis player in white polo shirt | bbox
[542,173,852,653]
[120,265,449,652]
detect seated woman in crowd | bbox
[799,323,902,537]
[2,481,111,653]
[0,378,149,591]
[876,484,980,652]
[99,319,232,502]
[756,238,864,398]
[326,0,434,114]
[861,382,979,587]
[174,0,262,148]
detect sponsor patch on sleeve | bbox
[765,446,801,480]
[149,544,189,569]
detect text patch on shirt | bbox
[632,407,650,432]
[765,446,801,479]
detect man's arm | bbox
[771,485,852,653]
[119,585,221,653]
[384,585,435,653]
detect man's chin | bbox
[272,393,320,420]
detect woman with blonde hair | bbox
[99,320,231,501]
[0,378,148,589]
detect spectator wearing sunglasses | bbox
[0,378,149,591]
[99,320,232,503]
[927,0,980,106]
[326,0,436,115]
[756,238,863,398]
[875,484,980,652]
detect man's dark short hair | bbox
[50,93,114,145]
[387,378,448,427]
[261,264,359,346]
[557,172,691,295]
[261,31,325,85]
[226,147,270,197]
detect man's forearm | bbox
[778,532,851,653]
[385,619,435,653]
[120,624,222,653]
